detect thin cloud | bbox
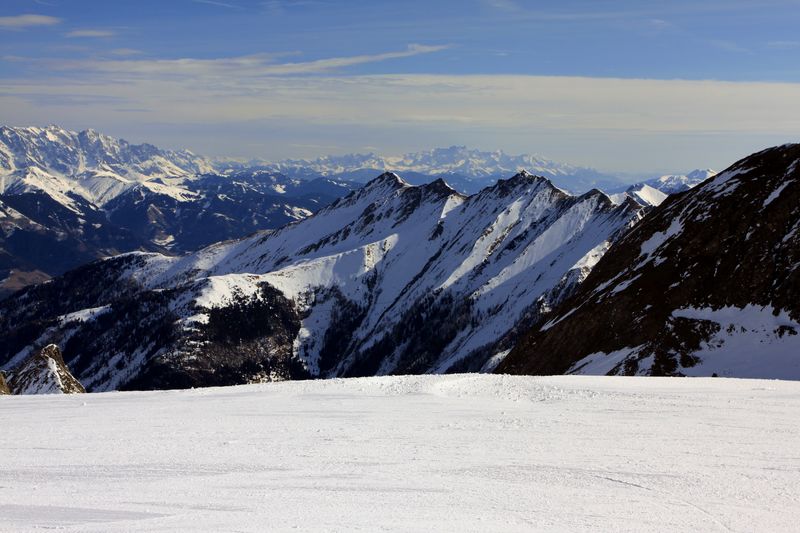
[480,1,798,23]
[110,48,144,56]
[191,0,242,9]
[66,29,116,38]
[57,44,450,77]
[709,39,752,54]
[482,0,521,11]
[262,1,325,15]
[2,73,798,171]
[766,40,800,49]
[0,14,61,29]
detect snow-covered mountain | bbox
[644,169,717,194]
[267,145,626,194]
[2,126,632,297]
[0,171,645,391]
[609,169,717,207]
[0,125,216,206]
[500,145,800,379]
[0,126,360,296]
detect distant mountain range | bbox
[258,145,627,194]
[2,125,796,388]
[0,126,360,296]
[0,125,713,299]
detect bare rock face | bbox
[500,143,800,379]
[0,371,10,395]
[7,344,86,395]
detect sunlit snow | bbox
[1,375,798,532]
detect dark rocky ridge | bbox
[499,144,800,377]
[7,344,86,394]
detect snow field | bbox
[1,374,799,532]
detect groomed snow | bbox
[2,374,799,532]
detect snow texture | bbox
[1,374,798,532]
[673,305,800,379]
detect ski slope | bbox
[1,374,799,532]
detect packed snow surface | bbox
[2,374,799,532]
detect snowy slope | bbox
[0,171,644,390]
[502,144,800,378]
[1,374,799,532]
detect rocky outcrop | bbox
[0,371,10,395]
[7,344,86,395]
[500,144,800,379]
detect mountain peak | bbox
[6,344,86,395]
[364,171,409,190]
[420,177,459,196]
[686,168,717,180]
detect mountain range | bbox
[5,125,790,391]
[500,144,800,379]
[2,125,703,298]
[259,145,627,194]
[0,126,360,296]
[0,170,645,391]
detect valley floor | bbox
[1,374,799,532]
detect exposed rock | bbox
[7,344,86,394]
[0,371,10,395]
[500,144,800,379]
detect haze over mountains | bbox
[0,125,359,295]
[2,125,795,390]
[0,125,709,297]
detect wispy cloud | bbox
[480,1,798,23]
[55,44,450,77]
[709,39,752,54]
[109,48,144,56]
[0,14,61,30]
[766,40,800,50]
[2,72,797,170]
[65,29,116,38]
[262,0,326,15]
[191,0,241,9]
[481,0,521,12]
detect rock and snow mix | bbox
[0,172,645,390]
[501,143,800,379]
[1,374,799,532]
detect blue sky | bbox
[2,0,799,174]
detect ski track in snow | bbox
[1,374,799,532]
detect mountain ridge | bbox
[0,170,645,390]
[499,144,800,379]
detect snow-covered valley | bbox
[2,374,799,532]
